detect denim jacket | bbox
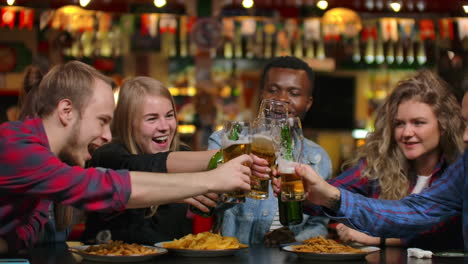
[208,130,332,245]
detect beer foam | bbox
[252,134,275,150]
[277,158,296,174]
[252,134,273,141]
[221,134,250,148]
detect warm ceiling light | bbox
[79,0,91,7]
[464,5,468,13]
[242,0,254,8]
[317,0,328,10]
[6,0,15,5]
[154,0,166,8]
[390,2,401,12]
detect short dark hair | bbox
[260,56,315,97]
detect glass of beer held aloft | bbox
[221,120,251,203]
[249,117,279,200]
[277,117,305,202]
[258,99,289,119]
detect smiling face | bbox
[394,99,441,165]
[261,67,313,119]
[58,78,114,167]
[133,95,177,154]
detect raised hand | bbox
[296,164,341,209]
[208,154,252,193]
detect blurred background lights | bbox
[154,0,166,8]
[390,1,401,12]
[6,0,15,5]
[242,0,254,8]
[317,0,328,10]
[79,0,91,7]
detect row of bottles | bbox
[175,30,429,67]
[62,18,429,68]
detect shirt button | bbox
[263,211,269,216]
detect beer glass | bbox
[277,117,305,202]
[221,120,251,203]
[249,117,279,200]
[258,99,289,119]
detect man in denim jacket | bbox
[208,56,332,245]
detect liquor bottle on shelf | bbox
[293,26,303,58]
[189,151,223,217]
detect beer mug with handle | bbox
[277,117,305,202]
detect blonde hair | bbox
[346,70,465,200]
[112,76,181,155]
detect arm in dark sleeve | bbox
[90,143,170,172]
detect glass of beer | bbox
[249,117,279,200]
[258,99,289,119]
[277,117,305,202]
[221,120,251,203]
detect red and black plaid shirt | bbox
[0,118,131,250]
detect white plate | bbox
[69,245,167,263]
[154,241,248,257]
[281,245,380,261]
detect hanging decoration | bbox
[398,18,415,41]
[457,18,468,40]
[379,18,398,42]
[19,8,34,30]
[439,18,454,40]
[140,14,150,36]
[419,19,435,40]
[361,19,378,41]
[1,7,17,29]
[39,10,54,30]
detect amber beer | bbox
[222,138,251,203]
[249,134,276,199]
[278,159,305,201]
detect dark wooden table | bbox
[1,244,466,264]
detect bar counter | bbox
[1,244,467,264]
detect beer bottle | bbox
[278,199,303,226]
[189,151,223,218]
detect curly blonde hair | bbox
[347,70,465,200]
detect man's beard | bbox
[58,120,83,167]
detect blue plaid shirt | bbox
[327,150,467,250]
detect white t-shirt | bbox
[411,175,432,194]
